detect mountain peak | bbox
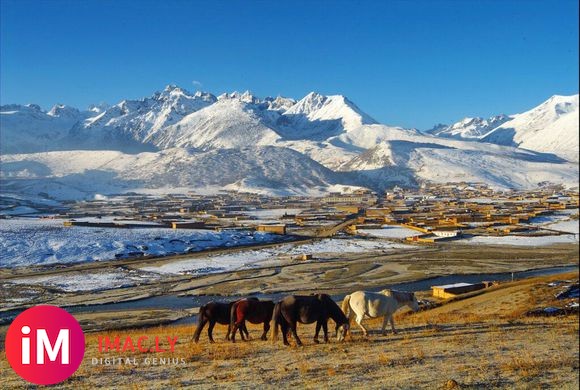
[426,114,511,139]
[163,84,187,93]
[47,104,81,118]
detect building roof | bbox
[431,282,473,290]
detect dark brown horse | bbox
[272,294,349,346]
[230,298,275,342]
[193,299,254,343]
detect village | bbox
[4,181,576,246]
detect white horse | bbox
[341,289,419,336]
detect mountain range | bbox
[1,86,578,199]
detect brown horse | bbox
[193,299,254,343]
[272,294,349,346]
[230,298,275,342]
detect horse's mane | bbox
[318,294,348,325]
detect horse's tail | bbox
[192,305,206,343]
[229,301,238,331]
[271,301,281,343]
[341,294,351,319]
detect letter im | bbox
[21,325,70,365]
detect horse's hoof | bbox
[284,342,290,346]
[313,339,320,344]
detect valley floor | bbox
[1,272,578,389]
[1,243,578,328]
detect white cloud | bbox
[192,80,203,89]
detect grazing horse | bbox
[272,294,349,346]
[230,298,275,342]
[193,299,255,343]
[341,289,419,336]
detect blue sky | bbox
[1,0,578,129]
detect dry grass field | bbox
[1,272,578,389]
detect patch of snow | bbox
[358,225,418,239]
[0,218,281,267]
[463,234,578,246]
[10,269,160,292]
[141,238,413,275]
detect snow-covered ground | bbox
[544,220,579,234]
[464,234,578,246]
[358,225,419,239]
[0,218,281,267]
[141,238,413,275]
[9,269,161,292]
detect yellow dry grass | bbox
[0,272,578,389]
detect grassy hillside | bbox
[1,272,578,389]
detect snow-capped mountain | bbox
[480,95,579,161]
[1,87,578,198]
[275,92,378,140]
[148,98,281,150]
[67,85,217,152]
[425,115,511,139]
[0,103,94,154]
[1,147,353,198]
[428,94,579,162]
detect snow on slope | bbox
[481,95,579,161]
[408,147,578,189]
[2,87,578,196]
[0,147,345,199]
[68,85,216,152]
[331,124,422,149]
[149,98,281,149]
[275,92,378,140]
[425,115,511,139]
[0,104,93,154]
[338,129,579,191]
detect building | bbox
[431,282,491,299]
[256,224,287,234]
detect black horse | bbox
[193,299,255,343]
[272,294,349,346]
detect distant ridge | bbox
[1,87,578,199]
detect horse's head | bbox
[335,322,349,342]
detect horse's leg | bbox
[280,321,290,346]
[242,322,250,340]
[261,321,270,341]
[347,310,355,335]
[356,314,369,337]
[225,323,231,341]
[243,321,251,340]
[290,321,303,346]
[322,321,328,343]
[231,321,238,343]
[389,315,398,334]
[381,315,389,336]
[208,320,216,343]
[313,321,322,343]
